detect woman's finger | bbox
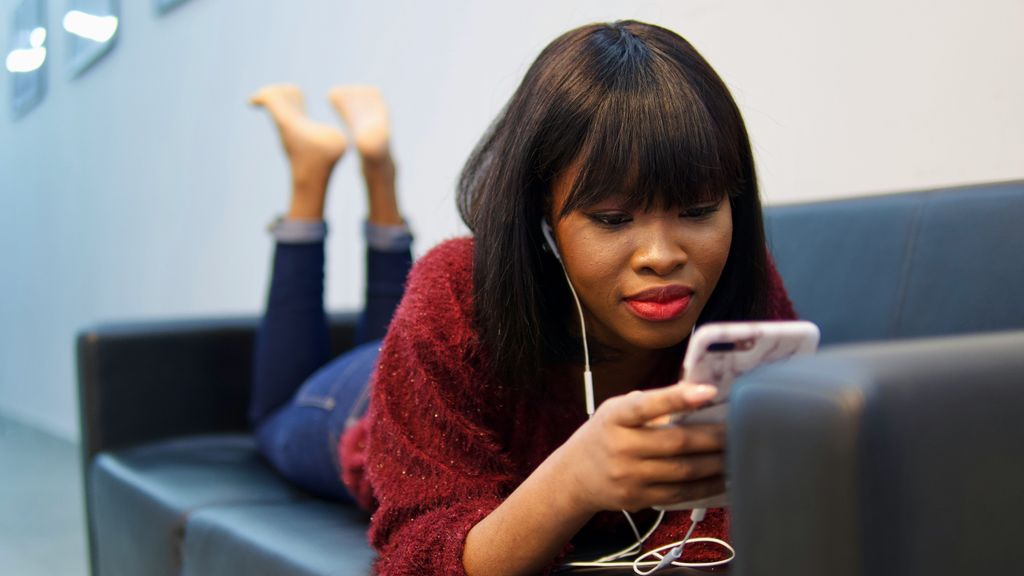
[606,383,718,428]
[633,453,724,484]
[644,476,728,511]
[623,423,726,458]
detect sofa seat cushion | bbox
[89,434,373,576]
[183,501,373,576]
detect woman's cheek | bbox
[699,218,733,288]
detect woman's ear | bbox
[540,219,562,261]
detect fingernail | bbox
[684,384,717,403]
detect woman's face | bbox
[550,171,733,355]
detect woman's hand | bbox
[464,381,724,575]
[555,381,727,514]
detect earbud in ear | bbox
[540,219,563,262]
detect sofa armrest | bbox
[728,330,1024,576]
[76,313,359,464]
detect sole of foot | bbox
[328,85,391,164]
[251,83,348,169]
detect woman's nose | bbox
[631,220,687,276]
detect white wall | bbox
[2,0,1022,440]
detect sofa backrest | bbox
[764,180,1024,346]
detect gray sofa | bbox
[77,181,1024,575]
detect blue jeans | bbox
[249,241,412,501]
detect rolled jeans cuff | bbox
[268,216,328,244]
[365,220,413,252]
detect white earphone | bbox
[540,219,563,262]
[541,219,593,416]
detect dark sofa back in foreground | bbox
[78,181,1024,576]
[737,180,1024,576]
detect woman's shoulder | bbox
[403,236,474,305]
[374,235,505,419]
[409,236,474,280]
[763,254,798,320]
[388,236,478,345]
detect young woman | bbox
[250,20,795,576]
[358,20,795,575]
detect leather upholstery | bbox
[895,182,1024,337]
[90,435,302,576]
[729,330,1024,576]
[77,313,358,463]
[765,192,921,344]
[78,315,361,576]
[183,501,373,576]
[764,181,1024,344]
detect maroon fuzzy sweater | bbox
[340,237,796,575]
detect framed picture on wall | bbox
[7,0,48,118]
[64,0,120,77]
[155,0,192,15]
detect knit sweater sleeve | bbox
[365,238,516,576]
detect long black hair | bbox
[457,20,772,389]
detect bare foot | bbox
[250,84,348,179]
[328,85,391,164]
[328,85,401,226]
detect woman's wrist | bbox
[544,440,603,519]
[463,443,596,575]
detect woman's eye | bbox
[588,213,632,227]
[680,205,719,219]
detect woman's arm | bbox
[463,383,725,576]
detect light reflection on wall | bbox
[65,0,121,77]
[7,0,47,117]
[5,27,47,73]
[62,10,119,43]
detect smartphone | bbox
[672,320,820,425]
[656,320,820,511]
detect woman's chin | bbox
[617,320,694,352]
[587,310,695,356]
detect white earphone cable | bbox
[555,257,595,416]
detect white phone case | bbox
[656,320,820,511]
[680,320,819,415]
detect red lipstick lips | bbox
[624,285,693,321]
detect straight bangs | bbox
[555,61,744,219]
